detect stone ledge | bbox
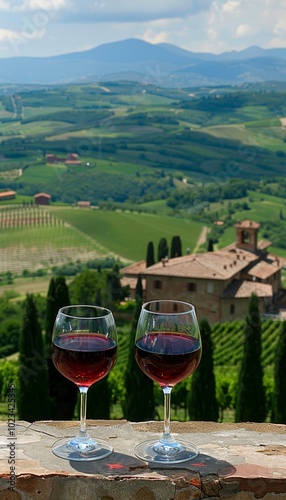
[1,420,286,499]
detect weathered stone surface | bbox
[0,420,286,499]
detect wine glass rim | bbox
[142,300,196,315]
[58,304,113,320]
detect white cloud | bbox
[25,0,67,10]
[0,0,67,12]
[0,28,21,41]
[0,1,13,10]
[221,1,240,14]
[274,15,286,36]
[143,29,169,44]
[236,24,255,37]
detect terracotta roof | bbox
[122,260,146,277]
[0,190,16,197]
[222,279,273,299]
[257,240,272,250]
[247,257,282,280]
[234,220,261,229]
[34,192,51,198]
[141,250,257,280]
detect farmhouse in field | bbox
[77,201,91,208]
[45,154,59,163]
[0,190,16,201]
[34,193,51,206]
[122,220,286,323]
[65,153,81,166]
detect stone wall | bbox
[1,420,286,499]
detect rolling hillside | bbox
[0,82,285,273]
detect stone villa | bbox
[122,220,286,323]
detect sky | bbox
[0,0,285,59]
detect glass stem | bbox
[162,386,175,443]
[77,387,89,441]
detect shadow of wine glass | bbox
[69,451,148,476]
[70,451,236,479]
[147,452,236,477]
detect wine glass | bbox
[51,305,117,461]
[134,299,201,464]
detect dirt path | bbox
[193,226,210,253]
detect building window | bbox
[154,280,162,290]
[230,304,235,314]
[187,282,197,292]
[207,282,214,294]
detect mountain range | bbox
[2,38,286,87]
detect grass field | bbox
[50,207,203,262]
[1,184,286,275]
[0,204,204,274]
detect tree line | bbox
[4,271,286,423]
[2,271,286,424]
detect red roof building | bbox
[122,220,286,323]
[0,190,16,200]
[34,193,51,205]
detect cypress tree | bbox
[87,378,111,419]
[17,294,50,421]
[146,241,155,267]
[135,275,143,300]
[45,277,56,353]
[272,321,286,423]
[45,276,77,420]
[235,293,266,422]
[123,297,155,421]
[188,318,218,421]
[207,238,214,252]
[106,264,124,303]
[157,237,169,262]
[170,236,182,258]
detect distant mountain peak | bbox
[1,39,286,86]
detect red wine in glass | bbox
[51,305,117,461]
[52,333,117,387]
[135,332,201,387]
[134,300,202,464]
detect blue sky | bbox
[0,0,284,58]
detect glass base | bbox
[134,438,199,464]
[52,436,113,461]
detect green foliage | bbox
[0,318,21,358]
[69,269,107,305]
[87,377,111,419]
[146,241,155,267]
[167,180,250,211]
[235,294,266,423]
[0,361,18,399]
[215,369,238,422]
[170,235,182,258]
[17,294,50,421]
[272,321,286,423]
[188,318,218,422]
[135,275,143,300]
[157,237,169,262]
[106,264,126,304]
[123,297,155,421]
[207,238,214,252]
[45,276,77,420]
